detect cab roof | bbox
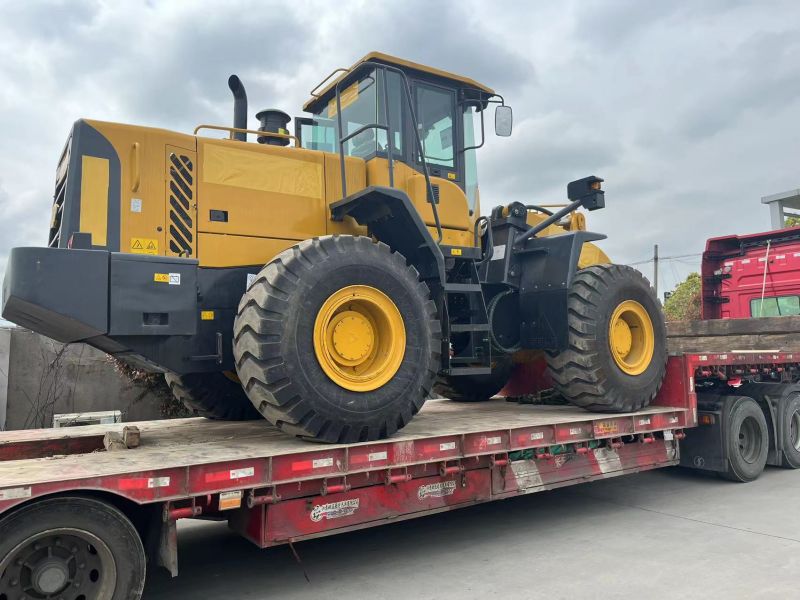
[303,51,495,113]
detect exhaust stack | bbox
[228,74,247,142]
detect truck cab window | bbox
[415,84,455,168]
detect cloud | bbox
[1,0,800,299]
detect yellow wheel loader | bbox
[2,52,667,442]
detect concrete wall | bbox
[2,328,175,430]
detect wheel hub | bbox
[608,300,655,376]
[330,311,375,364]
[313,285,406,392]
[33,558,69,594]
[611,319,633,357]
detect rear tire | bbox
[546,264,667,413]
[165,372,261,420]
[736,382,800,469]
[720,396,769,482]
[435,357,514,402]
[233,235,441,443]
[0,496,145,600]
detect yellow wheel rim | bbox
[608,300,655,376]
[313,285,405,392]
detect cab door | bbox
[410,82,472,245]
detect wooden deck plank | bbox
[0,399,682,489]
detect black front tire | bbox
[165,372,261,420]
[0,496,146,600]
[546,264,667,413]
[233,235,441,443]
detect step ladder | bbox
[442,250,492,377]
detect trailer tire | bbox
[0,496,145,600]
[721,396,769,482]
[165,372,261,420]
[435,357,514,402]
[233,235,440,443]
[546,264,667,413]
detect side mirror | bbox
[495,105,513,137]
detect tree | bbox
[785,216,800,227]
[664,272,702,321]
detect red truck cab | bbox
[702,227,800,319]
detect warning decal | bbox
[131,237,158,255]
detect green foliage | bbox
[785,216,800,227]
[664,272,702,321]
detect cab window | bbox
[304,70,404,159]
[415,84,455,168]
[750,295,800,317]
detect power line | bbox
[626,252,702,266]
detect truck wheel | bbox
[165,371,261,420]
[778,391,800,468]
[546,264,667,413]
[233,235,440,443]
[435,357,513,402]
[732,382,800,469]
[720,396,769,482]
[0,496,145,600]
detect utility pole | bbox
[653,244,659,299]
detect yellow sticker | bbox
[154,273,169,283]
[200,310,215,321]
[451,248,462,256]
[447,172,457,180]
[131,237,159,255]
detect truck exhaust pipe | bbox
[228,74,247,142]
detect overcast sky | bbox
[1,0,799,304]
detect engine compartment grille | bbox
[168,152,194,256]
[48,138,72,248]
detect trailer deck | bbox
[0,399,690,492]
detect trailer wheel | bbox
[546,264,667,413]
[434,357,514,402]
[721,396,769,482]
[165,371,261,420]
[233,235,440,443]
[0,496,145,600]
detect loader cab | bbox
[298,52,510,235]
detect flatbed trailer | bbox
[2,350,800,599]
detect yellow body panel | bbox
[197,232,296,268]
[85,120,196,258]
[198,139,326,241]
[79,156,109,246]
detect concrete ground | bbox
[144,465,800,599]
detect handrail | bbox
[334,60,443,243]
[474,216,493,266]
[193,124,300,146]
[309,68,350,99]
